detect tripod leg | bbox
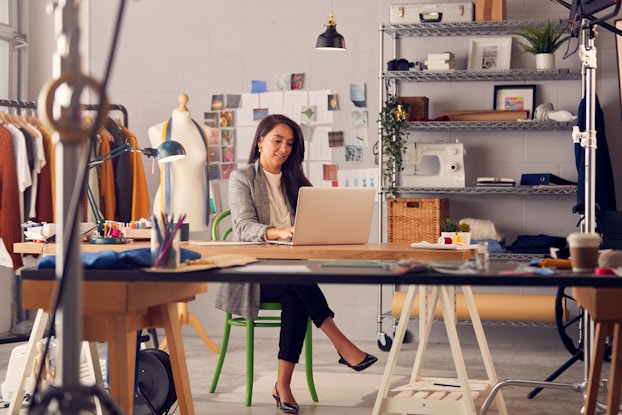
[527,350,583,399]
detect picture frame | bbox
[467,37,512,71]
[493,84,536,119]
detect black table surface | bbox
[19,258,622,288]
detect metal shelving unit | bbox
[387,186,577,195]
[383,68,582,82]
[408,119,576,131]
[375,19,581,352]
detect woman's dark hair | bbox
[248,114,312,208]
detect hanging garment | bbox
[35,125,54,223]
[120,126,150,221]
[0,125,24,269]
[106,118,133,222]
[575,95,616,214]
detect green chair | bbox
[209,210,318,406]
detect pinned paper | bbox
[350,83,366,108]
[251,80,267,93]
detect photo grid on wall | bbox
[204,108,236,180]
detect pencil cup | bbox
[151,227,181,269]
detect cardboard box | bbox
[440,109,528,121]
[390,3,474,24]
[399,96,429,121]
[476,0,506,21]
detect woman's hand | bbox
[266,226,295,241]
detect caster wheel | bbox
[377,333,393,351]
[403,329,413,343]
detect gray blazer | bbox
[214,161,295,320]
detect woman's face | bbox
[258,123,294,174]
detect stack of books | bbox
[476,177,516,187]
[424,52,457,71]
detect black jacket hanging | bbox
[574,95,616,214]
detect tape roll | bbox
[438,236,453,245]
[391,291,564,323]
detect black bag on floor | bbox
[133,348,176,415]
[597,210,622,249]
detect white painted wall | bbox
[21,0,622,346]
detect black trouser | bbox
[260,284,335,363]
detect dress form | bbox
[149,94,209,231]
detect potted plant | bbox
[379,94,410,198]
[440,217,459,241]
[456,222,472,246]
[512,20,570,71]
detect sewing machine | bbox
[402,142,466,187]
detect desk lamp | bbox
[87,140,186,244]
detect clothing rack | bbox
[0,98,129,127]
[0,98,130,344]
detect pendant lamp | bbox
[316,11,346,50]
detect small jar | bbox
[476,241,490,272]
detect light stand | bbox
[29,0,127,414]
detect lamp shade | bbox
[316,14,346,50]
[156,140,186,163]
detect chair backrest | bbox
[212,210,232,241]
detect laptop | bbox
[269,187,376,246]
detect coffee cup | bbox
[567,232,601,272]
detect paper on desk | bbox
[410,241,477,250]
[143,254,258,273]
[189,240,265,246]
[229,263,311,273]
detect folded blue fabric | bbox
[37,248,201,269]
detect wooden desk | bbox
[21,261,622,415]
[16,241,476,261]
[21,278,206,415]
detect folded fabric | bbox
[507,234,567,254]
[37,248,201,269]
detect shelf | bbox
[381,19,563,37]
[384,186,577,195]
[383,68,582,82]
[407,120,576,131]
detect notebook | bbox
[269,187,376,246]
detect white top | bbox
[264,170,290,228]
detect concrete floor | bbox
[0,327,609,415]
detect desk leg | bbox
[372,285,418,415]
[106,316,137,415]
[156,302,195,415]
[158,302,220,354]
[607,323,622,415]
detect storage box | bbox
[387,198,449,243]
[519,173,576,186]
[476,0,506,21]
[390,3,474,24]
[399,96,429,121]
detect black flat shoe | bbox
[272,383,299,414]
[338,353,378,371]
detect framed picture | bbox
[467,37,512,71]
[493,84,536,118]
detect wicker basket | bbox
[387,198,449,243]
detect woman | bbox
[215,114,377,414]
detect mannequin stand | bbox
[159,302,220,353]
